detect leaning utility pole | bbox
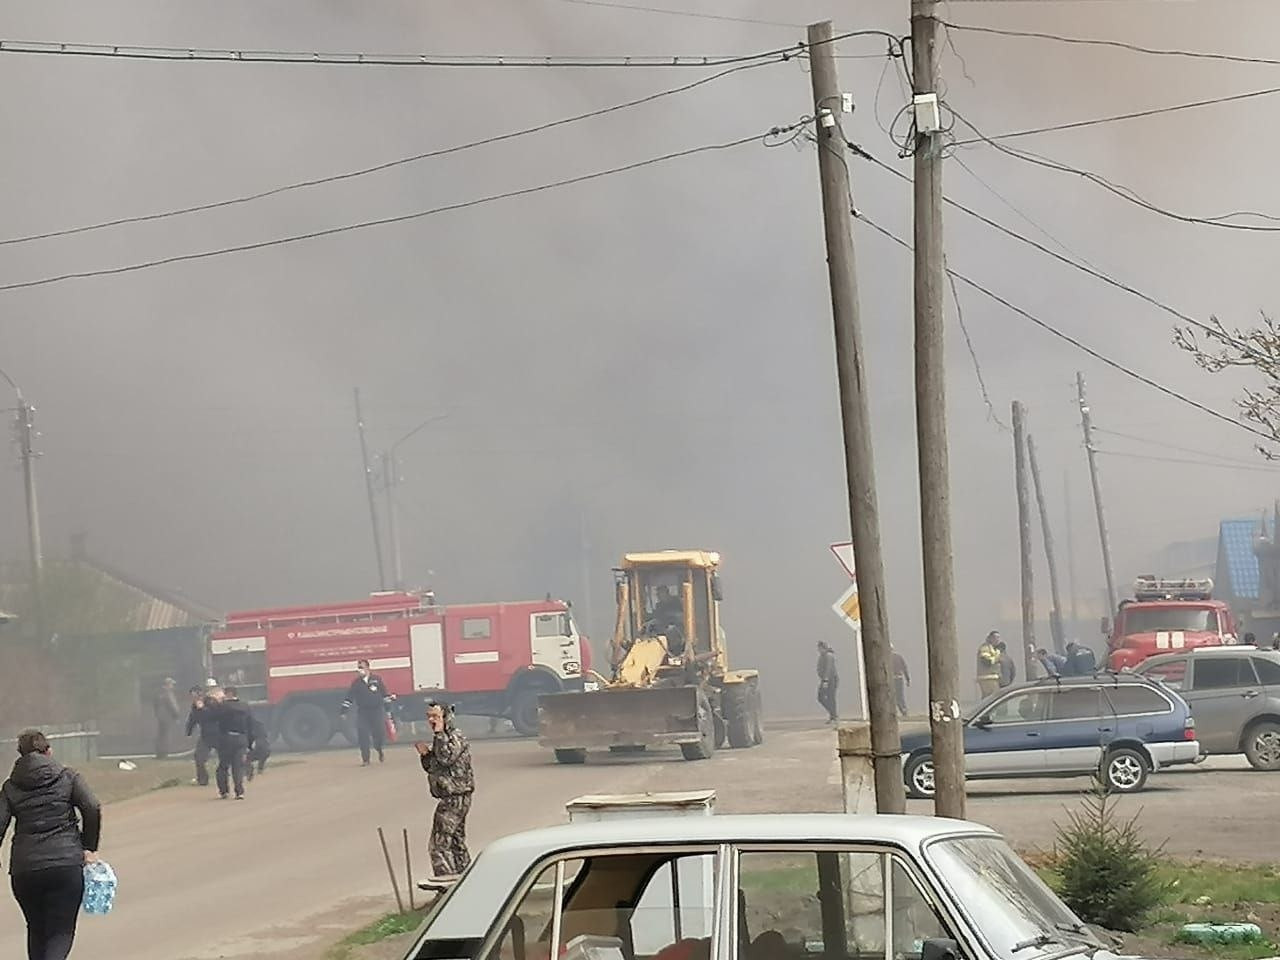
[1065,470,1080,635]
[1077,373,1118,616]
[911,0,965,819]
[353,388,387,590]
[15,396,44,641]
[1011,403,1036,680]
[1027,434,1066,653]
[808,19,904,814]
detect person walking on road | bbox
[215,686,255,801]
[415,702,474,879]
[153,677,181,760]
[976,632,1002,700]
[0,729,102,960]
[890,646,910,718]
[185,685,223,787]
[816,641,839,723]
[340,659,397,767]
[996,639,1017,688]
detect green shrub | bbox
[1053,787,1170,932]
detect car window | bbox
[1190,658,1256,690]
[737,849,949,960]
[982,692,1046,725]
[1104,686,1170,716]
[1252,657,1280,685]
[1141,658,1187,691]
[487,860,585,960]
[1047,687,1102,721]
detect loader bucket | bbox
[538,685,704,751]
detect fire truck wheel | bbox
[510,689,543,738]
[1244,720,1280,771]
[280,702,334,752]
[554,748,587,764]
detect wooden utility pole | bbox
[911,0,965,819]
[1077,373,1118,616]
[808,19,904,814]
[16,396,44,641]
[353,388,387,590]
[1065,470,1079,636]
[1012,402,1036,680]
[383,452,405,591]
[1028,434,1066,653]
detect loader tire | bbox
[681,692,716,761]
[750,686,764,745]
[554,748,587,765]
[724,686,753,749]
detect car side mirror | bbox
[972,716,991,729]
[921,938,960,960]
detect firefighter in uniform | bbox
[341,659,397,766]
[415,701,474,878]
[215,686,256,800]
[185,685,223,786]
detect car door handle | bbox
[1243,690,1261,699]
[1025,731,1040,737]
[1098,727,1113,733]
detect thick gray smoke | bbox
[0,0,1276,708]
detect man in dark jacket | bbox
[0,729,102,960]
[215,686,256,800]
[246,717,271,781]
[996,640,1017,688]
[816,641,839,723]
[340,659,396,767]
[154,677,181,760]
[415,702,474,878]
[185,686,223,787]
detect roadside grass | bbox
[80,756,302,804]
[325,911,426,960]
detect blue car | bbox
[900,674,1200,798]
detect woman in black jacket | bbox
[0,729,102,960]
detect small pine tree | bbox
[1053,786,1169,932]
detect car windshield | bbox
[925,836,1101,959]
[1120,607,1217,635]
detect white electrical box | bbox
[913,93,941,134]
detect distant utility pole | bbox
[353,388,387,591]
[808,19,904,814]
[12,394,45,641]
[1027,433,1066,654]
[1077,373,1118,616]
[382,452,404,592]
[1012,402,1036,680]
[911,0,965,820]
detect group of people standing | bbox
[977,630,1098,698]
[184,682,269,800]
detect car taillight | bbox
[1184,716,1196,740]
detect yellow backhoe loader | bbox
[537,549,763,763]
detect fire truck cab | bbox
[208,592,590,750]
[1107,576,1238,671]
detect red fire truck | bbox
[1106,576,1239,671]
[208,591,590,750]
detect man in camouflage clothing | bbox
[415,701,474,878]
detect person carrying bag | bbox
[0,729,103,960]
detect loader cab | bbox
[622,551,724,669]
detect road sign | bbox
[830,541,855,580]
[832,583,861,627]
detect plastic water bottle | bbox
[82,861,118,916]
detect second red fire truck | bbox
[1106,576,1239,671]
[208,591,591,749]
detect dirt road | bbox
[0,723,1270,959]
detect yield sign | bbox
[830,541,855,580]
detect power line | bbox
[0,121,807,294]
[848,141,1265,361]
[852,211,1272,443]
[1093,426,1270,467]
[1095,449,1280,473]
[944,253,1009,432]
[0,58,790,247]
[954,112,1280,232]
[948,82,1280,146]
[553,0,803,27]
[0,29,897,69]
[939,20,1280,68]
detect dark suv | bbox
[900,674,1199,798]
[1136,646,1280,770]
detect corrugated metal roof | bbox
[1219,519,1261,600]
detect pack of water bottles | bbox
[82,860,118,916]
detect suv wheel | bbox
[1102,747,1149,793]
[904,753,936,799]
[1244,721,1280,771]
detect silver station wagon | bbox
[399,813,1133,960]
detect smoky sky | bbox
[1,0,1278,707]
